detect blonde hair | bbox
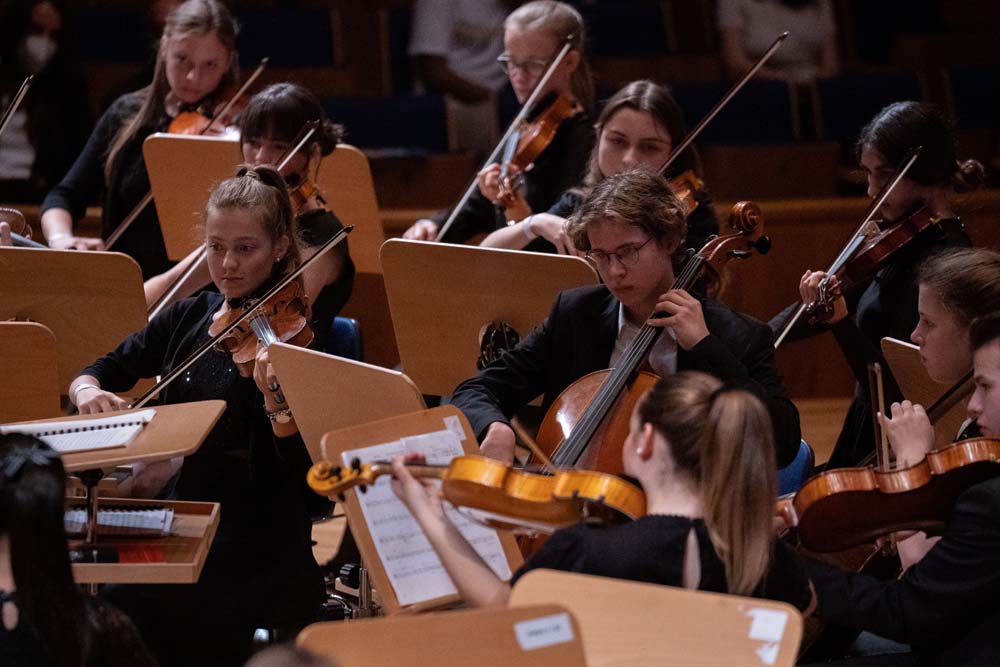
[205,165,301,272]
[504,1,594,113]
[638,372,777,596]
[105,0,238,181]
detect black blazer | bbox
[451,285,801,467]
[805,477,1000,666]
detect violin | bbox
[208,279,315,377]
[306,454,645,534]
[167,90,245,137]
[779,437,1000,554]
[0,207,45,248]
[668,169,705,216]
[496,93,582,208]
[533,201,770,475]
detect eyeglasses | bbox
[496,53,551,77]
[585,237,654,270]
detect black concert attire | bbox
[296,208,356,350]
[511,514,813,611]
[42,91,173,279]
[452,284,801,467]
[0,590,155,667]
[769,219,971,468]
[438,105,594,244]
[546,185,720,254]
[85,292,324,667]
[804,476,1000,666]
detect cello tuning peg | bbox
[331,465,342,478]
[358,484,367,494]
[350,457,361,471]
[755,236,772,255]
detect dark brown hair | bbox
[857,101,984,193]
[239,82,344,158]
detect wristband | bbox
[72,383,101,404]
[522,215,537,241]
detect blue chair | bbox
[778,439,815,496]
[326,316,362,361]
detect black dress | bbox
[84,292,324,667]
[512,515,813,611]
[42,91,172,279]
[769,218,971,468]
[438,110,595,244]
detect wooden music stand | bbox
[318,405,524,614]
[318,144,385,275]
[881,337,968,448]
[3,400,226,584]
[381,239,599,396]
[510,570,803,667]
[0,321,60,422]
[0,247,148,393]
[297,603,586,666]
[269,341,425,465]
[143,133,241,260]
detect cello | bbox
[533,201,771,475]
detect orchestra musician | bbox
[480,79,720,255]
[143,82,356,350]
[402,0,595,244]
[393,371,815,611]
[39,0,238,279]
[777,101,985,469]
[801,313,1000,666]
[452,168,802,468]
[67,167,323,667]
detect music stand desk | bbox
[70,497,220,585]
[381,239,598,396]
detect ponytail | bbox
[699,388,776,596]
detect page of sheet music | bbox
[64,507,175,537]
[343,427,512,607]
[0,409,156,453]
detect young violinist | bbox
[452,168,802,468]
[393,371,815,611]
[801,314,1000,666]
[480,79,720,255]
[68,167,324,666]
[402,0,595,244]
[39,0,238,279]
[143,82,356,349]
[0,433,155,666]
[780,101,985,468]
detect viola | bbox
[780,437,1000,554]
[306,454,646,533]
[496,93,582,208]
[208,280,315,378]
[534,201,771,475]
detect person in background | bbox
[718,0,840,83]
[0,0,92,203]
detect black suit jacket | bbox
[805,477,1000,666]
[451,285,801,467]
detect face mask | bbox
[19,34,58,74]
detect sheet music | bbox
[64,506,174,537]
[0,409,156,453]
[344,427,512,607]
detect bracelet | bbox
[266,407,293,425]
[71,383,101,404]
[522,215,537,241]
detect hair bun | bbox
[953,158,986,194]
